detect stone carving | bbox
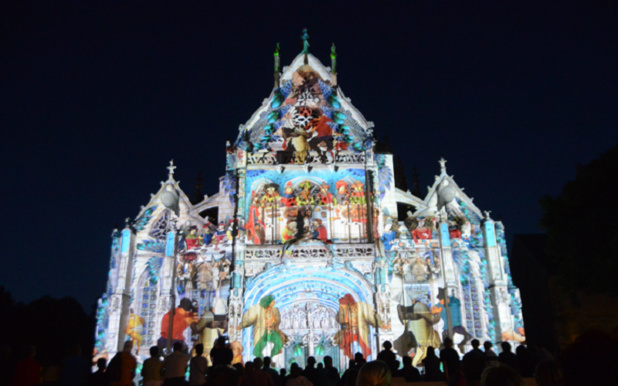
[244,245,375,260]
[245,150,366,166]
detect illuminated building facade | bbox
[94,37,525,370]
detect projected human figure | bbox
[237,295,288,358]
[158,298,197,352]
[334,294,384,360]
[125,309,145,353]
[432,288,472,353]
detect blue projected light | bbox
[440,222,450,247]
[165,231,175,257]
[121,229,131,253]
[484,221,496,247]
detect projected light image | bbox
[94,38,525,373]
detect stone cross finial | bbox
[484,210,492,220]
[439,158,447,174]
[167,160,176,180]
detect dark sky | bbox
[1,1,616,310]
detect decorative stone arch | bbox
[134,260,162,352]
[240,261,377,367]
[451,248,487,342]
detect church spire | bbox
[274,43,280,88]
[330,43,337,87]
[301,28,310,64]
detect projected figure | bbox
[183,226,203,251]
[260,183,280,206]
[448,220,462,239]
[311,219,328,243]
[432,288,472,353]
[125,309,145,353]
[349,181,366,206]
[158,298,197,352]
[411,217,433,244]
[334,294,384,360]
[316,183,336,206]
[296,181,314,206]
[246,194,265,245]
[193,296,229,365]
[307,115,335,162]
[336,180,349,205]
[381,219,398,254]
[394,300,441,367]
[280,182,296,207]
[237,295,288,358]
[281,221,297,243]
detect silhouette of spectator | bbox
[0,345,14,386]
[107,341,137,386]
[278,368,287,384]
[40,352,61,386]
[91,358,109,386]
[531,344,554,365]
[234,362,245,384]
[479,363,524,386]
[439,337,461,386]
[559,330,616,386]
[515,345,534,378]
[376,341,397,374]
[498,342,520,374]
[263,356,281,386]
[142,346,163,386]
[162,341,188,386]
[242,361,273,386]
[421,346,443,382]
[209,336,233,367]
[462,339,488,385]
[356,360,391,386]
[302,356,318,386]
[60,343,90,386]
[483,341,497,362]
[395,355,420,382]
[208,364,239,386]
[354,352,366,368]
[341,359,359,386]
[10,344,41,386]
[189,343,207,386]
[285,363,311,386]
[318,356,339,386]
[534,360,563,386]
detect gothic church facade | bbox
[94,38,525,370]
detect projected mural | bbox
[95,36,525,373]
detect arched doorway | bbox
[240,261,377,370]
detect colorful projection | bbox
[245,168,371,246]
[95,45,525,373]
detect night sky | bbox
[1,1,616,310]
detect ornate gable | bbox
[235,52,374,164]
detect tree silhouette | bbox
[540,143,618,296]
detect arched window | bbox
[137,258,162,348]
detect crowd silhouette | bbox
[2,330,618,385]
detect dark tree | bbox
[0,291,94,364]
[540,143,618,296]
